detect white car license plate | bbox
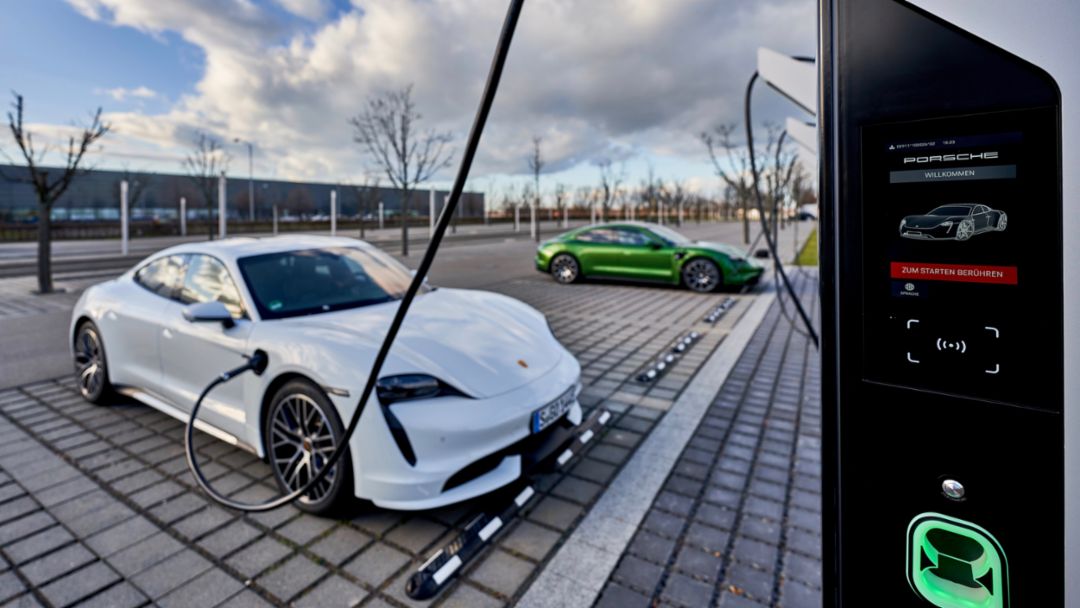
[531,387,574,433]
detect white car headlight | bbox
[940,221,953,228]
[376,374,466,405]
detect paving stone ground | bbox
[0,276,756,607]
[595,270,822,608]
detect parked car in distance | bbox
[535,222,764,293]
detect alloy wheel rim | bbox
[552,257,577,282]
[75,328,104,398]
[999,215,1007,230]
[269,393,338,503]
[957,221,973,239]
[686,260,718,291]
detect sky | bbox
[0,0,816,201]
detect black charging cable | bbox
[744,67,820,349]
[183,0,526,511]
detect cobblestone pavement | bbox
[0,277,757,607]
[595,270,822,608]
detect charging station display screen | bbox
[860,108,1061,410]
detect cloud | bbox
[97,85,159,102]
[60,0,815,187]
[275,0,329,20]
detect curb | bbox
[516,287,778,608]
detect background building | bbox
[0,165,484,222]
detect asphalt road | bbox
[0,220,808,389]
[0,220,594,279]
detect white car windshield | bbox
[238,246,425,319]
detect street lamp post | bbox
[234,139,254,222]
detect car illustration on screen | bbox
[899,204,1007,241]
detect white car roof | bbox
[156,235,376,262]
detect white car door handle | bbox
[162,328,173,339]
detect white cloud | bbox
[61,0,815,190]
[97,85,159,101]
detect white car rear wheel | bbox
[73,322,113,404]
[265,380,353,515]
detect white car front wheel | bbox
[264,380,353,515]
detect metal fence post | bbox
[330,189,337,236]
[218,171,227,239]
[120,180,129,255]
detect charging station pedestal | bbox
[820,1,1078,605]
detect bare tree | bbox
[700,123,756,243]
[349,85,453,256]
[573,186,594,216]
[661,180,690,227]
[5,93,109,293]
[595,159,623,223]
[527,136,544,241]
[764,123,798,229]
[353,173,381,238]
[113,165,150,220]
[499,183,517,215]
[553,183,569,228]
[790,162,816,212]
[182,133,230,240]
[638,165,662,222]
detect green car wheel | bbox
[550,253,580,284]
[682,258,721,293]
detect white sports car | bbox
[70,235,582,514]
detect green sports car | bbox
[535,222,765,293]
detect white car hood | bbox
[276,288,562,399]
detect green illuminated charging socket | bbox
[907,513,1009,608]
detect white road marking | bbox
[433,555,462,585]
[478,517,503,541]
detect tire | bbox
[549,253,580,284]
[995,213,1008,231]
[73,321,113,404]
[956,219,974,241]
[681,258,722,293]
[264,380,353,515]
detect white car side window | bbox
[180,255,246,319]
[134,255,187,299]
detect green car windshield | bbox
[646,225,692,246]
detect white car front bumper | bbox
[349,352,583,510]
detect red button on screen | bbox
[890,262,1018,285]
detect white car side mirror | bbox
[183,301,235,328]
